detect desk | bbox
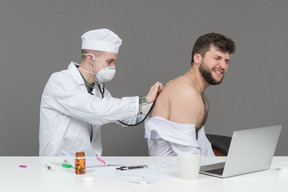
[0,156,287,192]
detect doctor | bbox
[39,29,163,156]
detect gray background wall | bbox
[0,0,287,156]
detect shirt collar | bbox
[79,72,95,94]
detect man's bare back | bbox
[150,70,209,131]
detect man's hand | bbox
[146,82,164,104]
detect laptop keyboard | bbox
[206,168,224,175]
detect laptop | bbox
[200,125,282,178]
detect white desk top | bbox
[0,156,287,192]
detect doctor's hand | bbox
[146,81,164,104]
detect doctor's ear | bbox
[86,54,95,63]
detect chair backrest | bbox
[206,134,232,156]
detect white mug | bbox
[177,153,201,180]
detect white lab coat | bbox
[39,62,142,156]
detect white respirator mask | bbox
[95,62,116,83]
[82,54,116,83]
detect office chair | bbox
[206,134,232,156]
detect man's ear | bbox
[193,53,202,65]
[87,54,95,64]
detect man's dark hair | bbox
[191,33,236,65]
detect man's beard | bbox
[199,61,224,85]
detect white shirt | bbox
[144,116,215,156]
[39,62,140,156]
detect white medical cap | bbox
[81,28,122,54]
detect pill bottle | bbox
[75,152,86,174]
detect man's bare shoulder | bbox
[165,75,199,99]
[166,75,204,124]
[150,74,202,122]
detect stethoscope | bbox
[95,82,156,126]
[117,101,156,126]
[90,60,156,127]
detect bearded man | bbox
[144,33,236,156]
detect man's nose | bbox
[219,60,227,69]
